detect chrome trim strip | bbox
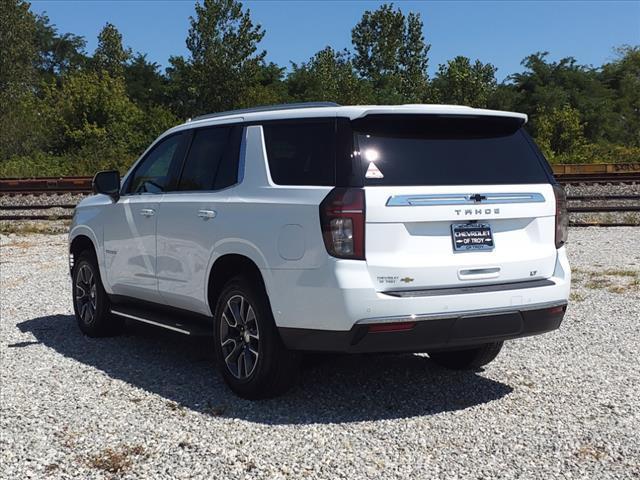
[356,300,567,325]
[386,192,545,207]
[110,309,192,335]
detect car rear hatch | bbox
[351,114,558,293]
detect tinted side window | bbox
[214,126,242,189]
[178,127,233,191]
[128,133,187,194]
[263,120,335,186]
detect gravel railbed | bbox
[564,182,640,197]
[0,193,87,207]
[1,229,639,479]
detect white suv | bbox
[69,103,570,399]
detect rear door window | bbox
[263,120,336,186]
[177,126,241,191]
[352,115,550,186]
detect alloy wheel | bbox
[219,294,260,379]
[75,264,97,325]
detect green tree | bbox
[92,22,130,78]
[0,0,43,161]
[167,0,268,117]
[244,61,288,107]
[124,53,170,107]
[0,0,37,92]
[535,105,586,161]
[351,3,429,102]
[33,13,87,83]
[287,47,371,105]
[600,46,640,146]
[42,71,142,155]
[431,56,497,107]
[507,52,615,142]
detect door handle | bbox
[197,209,216,220]
[139,208,155,217]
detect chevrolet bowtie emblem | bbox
[469,194,487,202]
[400,277,414,283]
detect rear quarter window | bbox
[262,120,336,186]
[352,115,551,186]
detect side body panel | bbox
[155,125,332,316]
[100,195,163,302]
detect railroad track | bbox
[1,170,639,225]
[0,176,92,195]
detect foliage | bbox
[549,142,640,165]
[0,1,44,161]
[599,46,640,147]
[351,3,430,102]
[124,53,172,108]
[287,47,371,105]
[92,22,130,78]
[0,0,37,92]
[0,0,638,178]
[33,12,87,83]
[167,0,270,117]
[505,53,617,142]
[534,105,586,160]
[431,56,497,107]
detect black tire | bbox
[213,275,299,399]
[72,249,124,337]
[428,341,503,370]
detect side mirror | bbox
[92,170,120,201]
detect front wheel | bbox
[72,250,123,337]
[213,275,299,399]
[428,342,503,370]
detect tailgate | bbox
[364,184,557,291]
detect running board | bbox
[110,306,213,336]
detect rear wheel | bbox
[213,275,299,399]
[428,342,503,370]
[72,250,123,337]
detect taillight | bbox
[553,184,568,248]
[319,188,365,260]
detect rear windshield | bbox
[352,115,550,186]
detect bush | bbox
[549,142,640,164]
[0,148,137,178]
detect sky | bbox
[30,0,640,81]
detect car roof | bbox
[166,103,528,136]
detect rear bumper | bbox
[279,301,567,353]
[266,247,571,333]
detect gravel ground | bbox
[1,229,639,479]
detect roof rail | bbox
[191,102,341,122]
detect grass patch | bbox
[608,285,627,294]
[602,269,639,278]
[575,444,607,461]
[584,278,612,289]
[4,239,32,249]
[86,445,145,474]
[0,220,70,235]
[570,291,585,302]
[578,269,640,294]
